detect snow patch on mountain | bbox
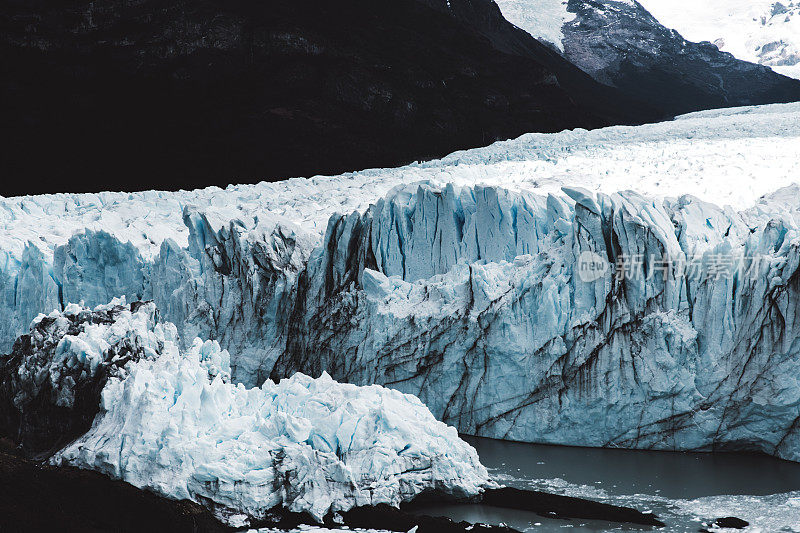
[638,0,800,79]
[492,0,576,51]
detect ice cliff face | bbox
[0,210,314,386]
[0,301,488,527]
[152,209,313,384]
[1,104,800,463]
[276,182,800,462]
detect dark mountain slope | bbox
[418,0,665,122]
[0,0,660,196]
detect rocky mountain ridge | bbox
[494,0,800,115]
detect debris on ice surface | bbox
[34,303,489,526]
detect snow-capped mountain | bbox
[2,103,800,464]
[638,0,800,79]
[4,0,798,196]
[493,0,800,115]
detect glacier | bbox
[1,103,800,464]
[0,300,489,527]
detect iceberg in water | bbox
[0,300,488,527]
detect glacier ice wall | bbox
[2,179,800,461]
[151,208,313,384]
[54,229,151,308]
[2,180,800,462]
[274,182,800,462]
[0,209,313,386]
[0,243,61,355]
[2,100,800,463]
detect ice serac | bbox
[0,207,314,385]
[151,207,313,385]
[0,300,489,527]
[54,230,150,308]
[274,182,800,462]
[0,244,61,356]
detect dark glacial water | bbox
[408,436,800,532]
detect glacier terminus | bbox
[1,103,800,530]
[1,103,799,463]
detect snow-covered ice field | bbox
[2,102,798,266]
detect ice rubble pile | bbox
[0,300,489,526]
